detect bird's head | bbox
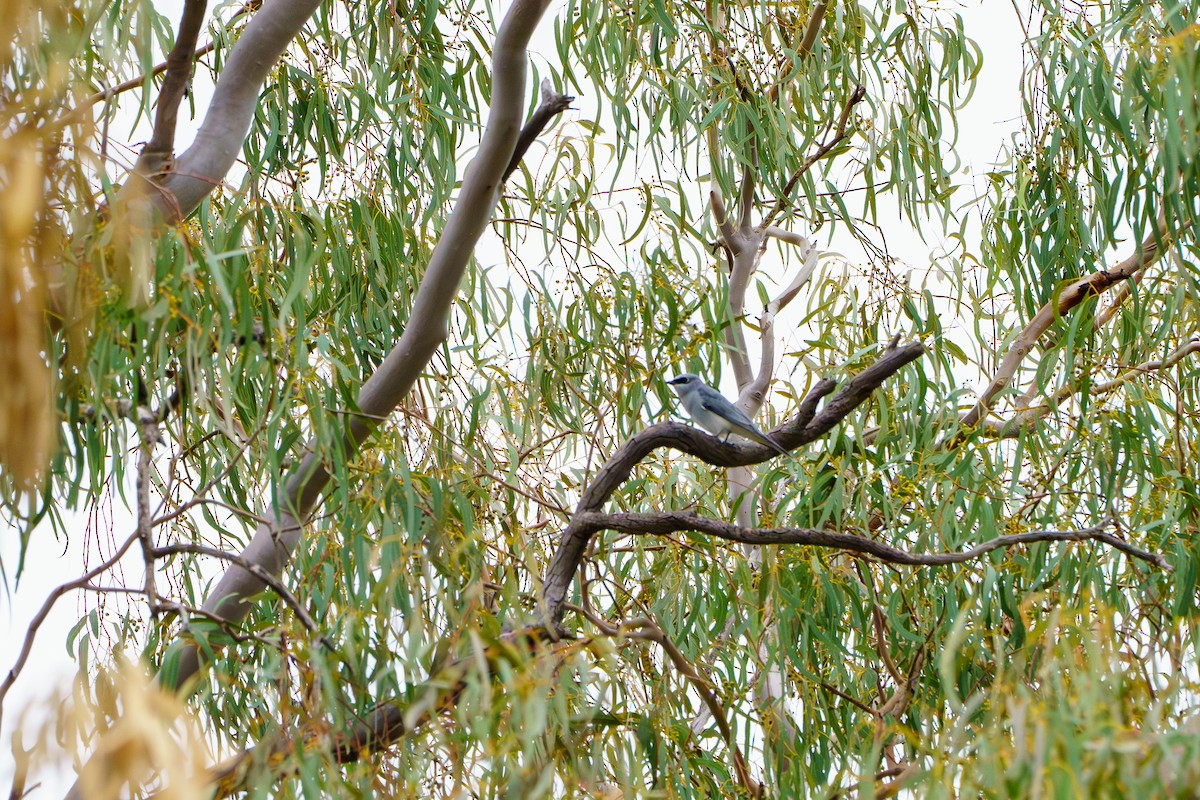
[667,374,702,395]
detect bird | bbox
[666,374,789,456]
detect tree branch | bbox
[540,341,925,628]
[735,234,818,414]
[1094,267,1149,329]
[138,0,210,173]
[737,144,757,230]
[1094,225,1189,329]
[158,0,556,692]
[57,1,260,126]
[761,225,809,246]
[759,83,865,230]
[783,340,922,443]
[767,236,819,314]
[734,222,820,418]
[957,221,1176,432]
[69,41,217,123]
[135,421,162,616]
[499,78,574,184]
[797,1,829,57]
[767,1,829,103]
[571,511,1170,571]
[724,242,761,391]
[710,175,736,244]
[149,543,330,648]
[712,156,764,391]
[739,313,776,415]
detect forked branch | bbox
[760,83,866,229]
[540,340,925,628]
[138,0,210,172]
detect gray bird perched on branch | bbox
[667,374,789,456]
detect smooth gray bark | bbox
[165,0,556,689]
[155,0,324,219]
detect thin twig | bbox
[0,532,143,729]
[149,543,330,647]
[760,84,866,229]
[74,42,217,119]
[569,605,761,797]
[153,400,274,527]
[150,497,270,529]
[817,681,876,714]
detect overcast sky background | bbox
[0,1,1029,794]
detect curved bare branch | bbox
[571,511,1170,571]
[541,341,925,628]
[0,532,142,730]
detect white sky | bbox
[0,1,1027,795]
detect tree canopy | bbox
[2,0,1200,797]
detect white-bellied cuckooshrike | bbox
[667,374,789,456]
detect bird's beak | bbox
[666,376,686,385]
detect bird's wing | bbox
[700,397,757,430]
[700,398,788,454]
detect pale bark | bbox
[151,0,324,220]
[958,221,1173,431]
[165,0,557,689]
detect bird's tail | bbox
[735,424,790,456]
